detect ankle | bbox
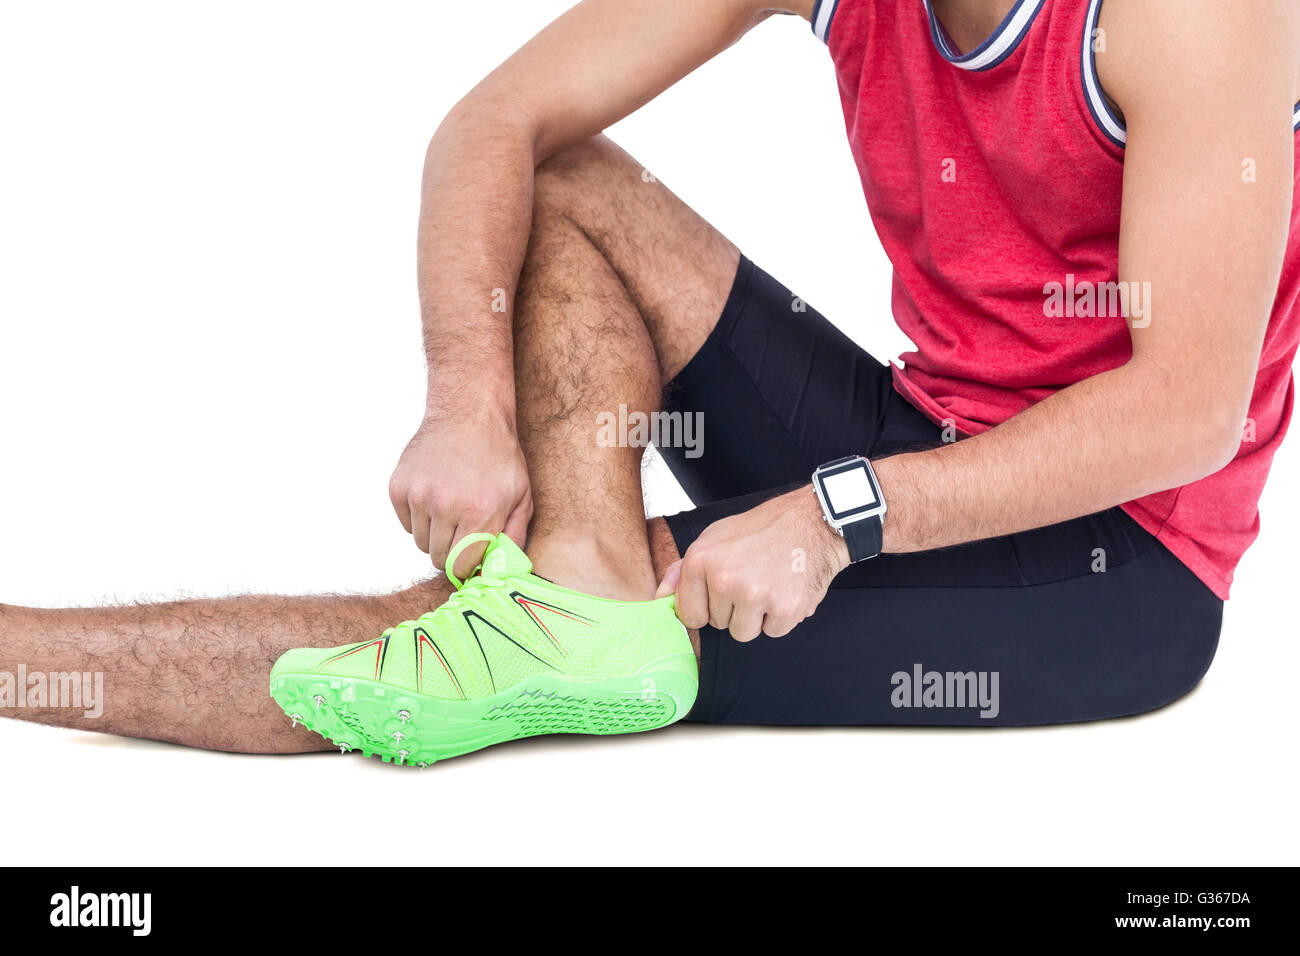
[528,532,657,602]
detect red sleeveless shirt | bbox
[811,0,1300,598]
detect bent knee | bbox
[533,134,638,213]
[1119,625,1222,720]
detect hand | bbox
[656,485,850,641]
[388,408,533,582]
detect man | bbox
[3,0,1297,763]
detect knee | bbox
[533,134,628,214]
[1135,626,1222,717]
[1067,622,1222,724]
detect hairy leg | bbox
[0,532,686,754]
[513,135,736,655]
[513,197,661,599]
[530,136,740,385]
[518,134,737,601]
[0,136,726,751]
[0,582,449,753]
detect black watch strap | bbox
[842,513,883,562]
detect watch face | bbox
[820,461,880,520]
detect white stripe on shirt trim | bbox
[1084,0,1298,144]
[1082,0,1126,146]
[812,0,839,44]
[923,0,1043,71]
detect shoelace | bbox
[437,574,508,613]
[380,532,506,638]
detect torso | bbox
[809,0,1300,599]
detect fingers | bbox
[654,496,832,642]
[671,545,805,642]
[389,417,538,583]
[655,559,682,599]
[410,498,432,555]
[444,492,502,577]
[428,508,459,572]
[389,475,413,535]
[761,597,805,638]
[728,603,764,643]
[674,553,711,630]
[503,492,533,549]
[447,487,534,579]
[762,611,801,639]
[402,481,530,575]
[707,583,734,633]
[675,548,739,633]
[449,540,489,582]
[404,490,487,573]
[448,517,497,582]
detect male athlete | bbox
[3,0,1298,764]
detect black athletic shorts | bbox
[659,257,1223,726]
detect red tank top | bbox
[812,0,1300,599]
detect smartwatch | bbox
[811,455,887,562]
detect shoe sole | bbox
[270,654,698,767]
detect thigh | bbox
[666,502,1224,726]
[533,135,740,382]
[658,254,938,504]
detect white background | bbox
[1,1,1295,866]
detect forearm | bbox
[875,361,1241,554]
[414,0,784,426]
[416,101,537,425]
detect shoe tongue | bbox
[480,533,533,579]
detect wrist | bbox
[425,386,516,434]
[794,484,851,573]
[810,455,889,565]
[870,455,906,554]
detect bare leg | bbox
[0,135,731,751]
[0,583,449,752]
[513,203,660,600]
[0,535,687,753]
[518,134,737,602]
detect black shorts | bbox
[659,257,1223,726]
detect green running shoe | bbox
[270,532,697,766]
